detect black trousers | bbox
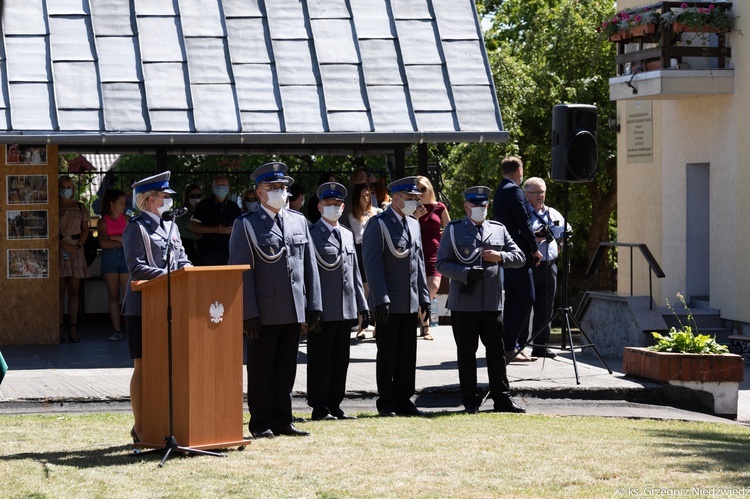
[503,262,535,351]
[246,323,301,433]
[530,263,557,348]
[375,312,418,412]
[306,319,351,413]
[451,311,511,407]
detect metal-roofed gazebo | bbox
[0,0,507,158]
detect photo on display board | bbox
[6,175,48,205]
[6,210,48,240]
[7,249,49,279]
[6,145,47,165]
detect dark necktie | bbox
[402,217,411,244]
[275,214,283,235]
[160,219,165,231]
[332,228,342,253]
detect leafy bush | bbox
[650,293,729,354]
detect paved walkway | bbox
[1,318,748,424]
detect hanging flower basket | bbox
[672,22,725,34]
[608,29,632,42]
[630,23,657,37]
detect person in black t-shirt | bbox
[189,176,241,265]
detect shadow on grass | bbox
[0,444,149,468]
[644,426,750,485]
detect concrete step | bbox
[660,306,725,329]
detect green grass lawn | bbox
[1,412,749,498]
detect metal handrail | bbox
[585,242,665,309]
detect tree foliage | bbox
[445,0,618,297]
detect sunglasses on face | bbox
[245,198,257,202]
[419,187,428,193]
[189,193,202,199]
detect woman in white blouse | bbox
[348,182,382,339]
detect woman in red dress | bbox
[414,176,451,340]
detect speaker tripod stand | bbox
[511,183,612,384]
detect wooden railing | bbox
[610,1,733,77]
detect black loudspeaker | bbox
[551,104,598,182]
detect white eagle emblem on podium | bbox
[209,301,224,323]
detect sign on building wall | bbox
[626,101,653,164]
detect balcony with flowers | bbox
[601,2,736,101]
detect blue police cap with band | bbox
[462,186,492,206]
[387,176,420,195]
[132,171,176,195]
[251,161,294,186]
[316,182,347,200]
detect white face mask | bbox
[470,206,487,224]
[265,188,287,210]
[188,198,200,207]
[157,197,173,216]
[401,199,418,217]
[322,204,344,222]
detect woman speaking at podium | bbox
[122,172,192,443]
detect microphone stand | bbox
[142,209,226,467]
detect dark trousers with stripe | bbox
[306,319,351,414]
[451,311,511,407]
[246,323,301,433]
[375,312,418,413]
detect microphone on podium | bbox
[162,207,189,221]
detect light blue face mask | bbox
[213,185,229,200]
[60,188,73,199]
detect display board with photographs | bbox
[6,174,48,205]
[7,249,49,279]
[6,210,48,240]
[6,144,47,165]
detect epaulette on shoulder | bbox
[240,211,253,220]
[288,208,303,216]
[487,220,503,226]
[338,224,353,234]
[447,219,462,225]
[129,214,143,222]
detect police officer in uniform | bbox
[307,182,370,421]
[436,186,526,413]
[122,171,192,443]
[362,176,430,417]
[229,161,322,439]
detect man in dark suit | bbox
[307,182,370,421]
[362,176,430,417]
[436,186,526,413]
[492,157,543,362]
[229,162,322,439]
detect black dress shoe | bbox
[493,398,526,413]
[252,429,275,439]
[464,404,480,414]
[395,405,426,417]
[312,413,338,421]
[531,348,557,359]
[311,409,336,421]
[275,424,310,437]
[331,410,357,420]
[378,410,397,417]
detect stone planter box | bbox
[623,347,744,418]
[623,347,744,382]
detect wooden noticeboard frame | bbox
[0,145,59,345]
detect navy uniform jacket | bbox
[229,207,322,324]
[436,217,525,312]
[122,213,192,316]
[492,178,538,257]
[362,206,429,314]
[309,220,368,322]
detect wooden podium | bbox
[131,265,252,450]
